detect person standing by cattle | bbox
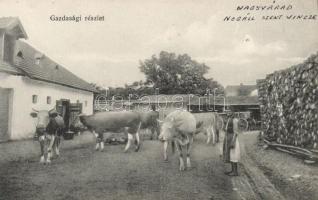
[46,110,65,157]
[223,112,240,176]
[31,109,65,163]
[147,105,160,140]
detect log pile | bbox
[257,53,318,150]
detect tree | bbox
[139,51,223,95]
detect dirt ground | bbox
[0,134,241,200]
[244,133,318,200]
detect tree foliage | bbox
[139,51,223,95]
[91,51,224,99]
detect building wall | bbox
[0,73,94,140]
[0,31,4,60]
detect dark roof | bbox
[138,94,200,104]
[13,41,97,93]
[225,84,257,96]
[0,17,28,39]
[189,96,259,106]
[225,96,259,105]
[0,60,23,75]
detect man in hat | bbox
[223,111,240,176]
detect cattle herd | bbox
[31,108,222,171]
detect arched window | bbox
[17,51,24,58]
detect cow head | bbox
[30,108,57,130]
[158,118,176,141]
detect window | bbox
[32,95,38,104]
[34,53,43,65]
[47,96,52,104]
[85,101,88,107]
[17,51,24,59]
[35,58,40,65]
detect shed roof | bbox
[189,96,259,106]
[138,94,200,104]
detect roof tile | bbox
[13,41,97,92]
[0,60,23,75]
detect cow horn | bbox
[32,108,39,113]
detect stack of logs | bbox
[257,53,318,150]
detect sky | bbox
[0,0,317,88]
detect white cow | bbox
[194,112,222,144]
[158,110,196,171]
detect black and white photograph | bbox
[0,0,317,199]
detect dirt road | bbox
[0,134,243,200]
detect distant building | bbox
[0,17,96,141]
[225,83,258,96]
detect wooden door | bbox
[0,88,10,141]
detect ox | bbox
[194,112,222,144]
[158,110,196,171]
[30,109,65,163]
[78,110,160,152]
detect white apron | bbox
[230,136,240,162]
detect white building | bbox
[0,17,96,141]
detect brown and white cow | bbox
[158,110,196,171]
[30,109,65,163]
[78,110,160,152]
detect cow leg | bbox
[124,133,134,152]
[134,122,142,152]
[171,141,175,154]
[99,133,104,151]
[93,131,101,151]
[39,136,45,163]
[176,142,185,171]
[55,136,60,157]
[95,142,100,151]
[149,128,153,140]
[206,128,212,144]
[163,140,169,161]
[210,126,216,145]
[100,140,104,151]
[47,135,55,163]
[135,131,141,152]
[215,129,220,143]
[186,138,193,169]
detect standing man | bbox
[223,112,240,176]
[149,104,160,140]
